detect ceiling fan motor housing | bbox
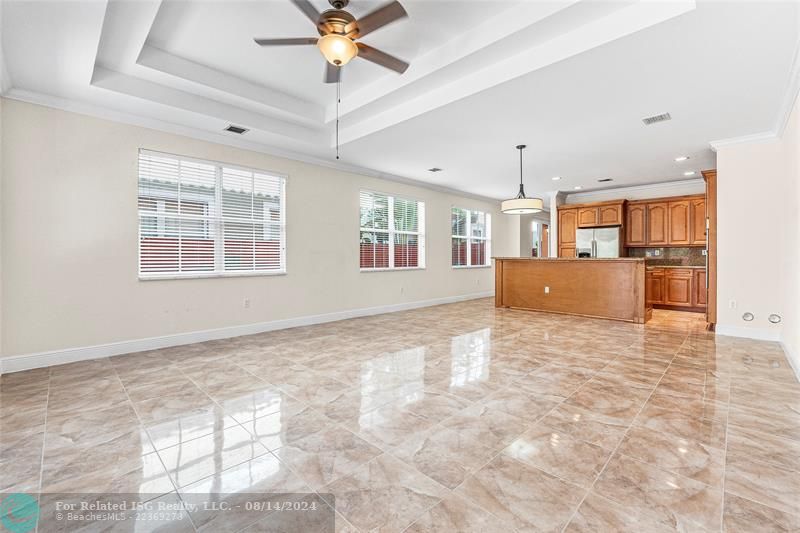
[318,9,356,36]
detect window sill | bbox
[452,265,492,269]
[360,267,426,273]
[139,270,287,281]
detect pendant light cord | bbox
[517,145,525,198]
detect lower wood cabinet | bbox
[559,246,576,258]
[664,268,693,306]
[693,269,707,306]
[645,269,665,305]
[646,267,706,309]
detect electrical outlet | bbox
[243,298,251,309]
[729,300,737,309]
[476,279,480,285]
[400,287,404,295]
[702,249,707,256]
[654,249,661,256]
[544,286,550,294]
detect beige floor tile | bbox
[405,492,515,532]
[272,425,381,490]
[503,425,612,487]
[727,426,800,473]
[725,453,800,516]
[243,404,335,451]
[456,454,585,532]
[616,425,725,487]
[145,404,239,451]
[595,453,723,531]
[158,425,270,488]
[325,453,448,532]
[539,403,629,450]
[565,491,674,533]
[479,387,560,423]
[439,403,529,452]
[391,425,497,489]
[723,492,800,532]
[346,403,436,450]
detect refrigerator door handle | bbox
[591,240,597,258]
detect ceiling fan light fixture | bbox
[317,34,358,66]
[502,144,543,214]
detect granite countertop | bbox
[646,264,706,269]
[493,257,645,261]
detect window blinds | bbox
[138,150,285,278]
[451,207,491,266]
[360,190,425,270]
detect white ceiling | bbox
[1,0,798,201]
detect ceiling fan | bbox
[254,0,410,83]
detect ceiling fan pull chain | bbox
[336,76,341,160]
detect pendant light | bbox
[501,144,543,214]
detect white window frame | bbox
[138,149,287,280]
[451,207,492,268]
[359,190,426,272]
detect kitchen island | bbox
[494,257,649,323]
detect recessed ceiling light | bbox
[552,176,562,181]
[683,171,696,176]
[427,167,443,173]
[573,186,583,190]
[674,156,689,162]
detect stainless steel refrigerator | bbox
[575,227,621,258]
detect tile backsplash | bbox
[626,247,706,266]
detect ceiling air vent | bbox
[224,125,249,135]
[598,178,613,183]
[642,112,672,126]
[427,167,443,173]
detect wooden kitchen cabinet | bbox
[664,268,693,307]
[668,200,691,245]
[645,269,665,305]
[626,204,647,246]
[647,203,669,245]
[690,198,707,245]
[558,208,577,257]
[577,208,599,227]
[599,204,623,226]
[693,268,707,306]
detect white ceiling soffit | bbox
[2,0,799,200]
[88,0,694,150]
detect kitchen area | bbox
[557,193,708,314]
[495,176,714,327]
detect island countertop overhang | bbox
[492,257,645,262]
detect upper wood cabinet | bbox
[647,202,669,245]
[668,200,691,245]
[690,198,707,245]
[599,205,623,226]
[625,195,705,247]
[625,204,647,246]
[577,208,599,227]
[575,202,624,228]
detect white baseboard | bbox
[715,324,782,342]
[781,341,800,382]
[0,291,494,374]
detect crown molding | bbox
[3,88,501,205]
[708,131,778,152]
[565,178,705,202]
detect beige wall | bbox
[716,90,800,375]
[0,99,518,357]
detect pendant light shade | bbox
[501,144,543,214]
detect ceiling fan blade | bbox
[254,37,318,46]
[356,43,409,73]
[324,62,341,84]
[290,0,321,24]
[346,1,407,38]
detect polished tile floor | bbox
[2,300,799,532]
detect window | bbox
[451,207,491,267]
[138,150,286,279]
[360,190,426,270]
